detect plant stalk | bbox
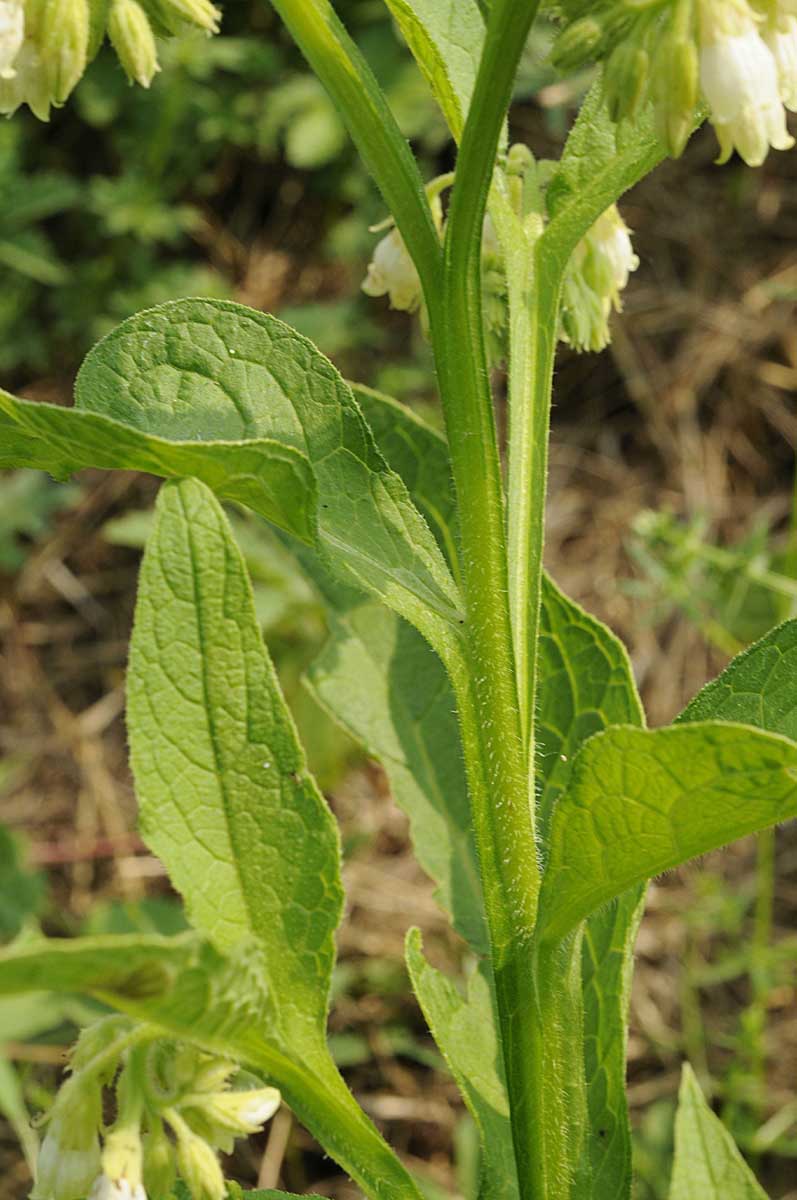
[428,2,561,1195]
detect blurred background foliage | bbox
[2,2,797,1197]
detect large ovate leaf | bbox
[405,930,517,1200]
[128,477,343,1055]
[539,723,797,943]
[537,576,644,1200]
[0,390,315,541]
[76,301,462,647]
[380,0,485,141]
[669,1065,767,1199]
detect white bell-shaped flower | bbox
[362,227,422,312]
[0,1,23,78]
[699,1,794,165]
[88,1176,147,1200]
[33,1118,102,1200]
[764,14,797,110]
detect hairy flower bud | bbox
[0,36,49,117]
[150,0,220,33]
[195,1086,281,1136]
[604,42,649,123]
[141,1122,176,1197]
[39,0,89,103]
[175,1128,225,1200]
[108,0,159,87]
[0,1,23,77]
[652,35,699,157]
[551,15,604,72]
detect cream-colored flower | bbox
[0,1,23,78]
[764,14,797,109]
[560,204,639,353]
[699,1,793,165]
[88,1176,147,1200]
[32,1118,102,1200]
[362,227,422,312]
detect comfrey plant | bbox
[1,2,797,1199]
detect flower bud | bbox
[39,0,89,103]
[141,1122,176,1198]
[175,1129,225,1200]
[652,35,698,157]
[0,1,23,78]
[148,0,220,34]
[101,1125,144,1189]
[108,0,159,87]
[551,16,604,72]
[604,42,649,123]
[195,1086,281,1136]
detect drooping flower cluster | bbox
[561,204,639,353]
[551,0,797,167]
[31,1016,280,1200]
[0,0,220,120]
[362,153,639,356]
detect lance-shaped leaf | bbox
[0,389,315,540]
[76,301,462,647]
[538,722,797,944]
[128,477,343,1055]
[405,930,517,1200]
[541,83,667,271]
[381,0,485,142]
[669,1065,767,1199]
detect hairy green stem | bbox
[506,241,564,768]
[428,1,553,1194]
[268,0,443,307]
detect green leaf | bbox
[127,478,425,1200]
[679,620,797,736]
[542,82,666,270]
[537,577,644,1200]
[0,1056,37,1170]
[0,936,423,1200]
[307,595,486,953]
[539,722,797,943]
[0,389,316,543]
[128,477,343,1054]
[0,824,45,940]
[350,384,458,572]
[669,1065,767,1199]
[380,0,485,141]
[75,299,462,649]
[405,930,517,1200]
